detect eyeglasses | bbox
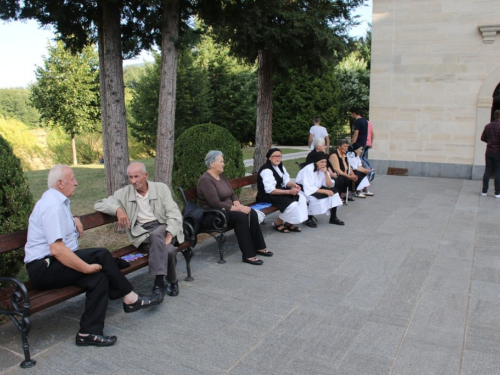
[271,155,282,158]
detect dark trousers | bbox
[226,210,266,258]
[482,153,500,195]
[140,220,178,283]
[26,248,133,335]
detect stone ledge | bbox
[478,24,500,44]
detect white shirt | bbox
[309,125,329,150]
[260,165,291,194]
[135,190,157,225]
[347,151,362,170]
[24,188,79,263]
[295,163,334,196]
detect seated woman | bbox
[306,138,338,179]
[256,148,308,233]
[346,143,373,198]
[295,152,345,226]
[197,150,272,265]
[329,139,358,203]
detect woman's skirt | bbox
[353,170,370,191]
[304,188,343,216]
[266,194,308,225]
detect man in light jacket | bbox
[95,162,185,303]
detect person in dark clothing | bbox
[197,150,271,265]
[481,109,500,198]
[350,107,368,147]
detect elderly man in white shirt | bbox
[24,165,158,348]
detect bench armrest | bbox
[202,208,228,231]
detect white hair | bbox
[313,138,325,149]
[127,162,147,174]
[47,164,70,188]
[205,150,223,169]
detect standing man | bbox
[480,109,500,198]
[308,116,330,151]
[350,108,368,148]
[95,162,185,303]
[25,165,158,347]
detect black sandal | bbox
[75,333,117,347]
[256,249,273,257]
[272,222,289,233]
[123,294,159,313]
[284,223,301,232]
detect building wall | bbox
[369,0,500,179]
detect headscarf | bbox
[310,152,328,172]
[264,148,284,174]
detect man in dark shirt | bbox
[350,108,368,147]
[481,110,500,198]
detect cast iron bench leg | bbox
[180,247,194,281]
[0,277,36,368]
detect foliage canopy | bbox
[172,123,245,191]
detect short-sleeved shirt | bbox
[366,121,373,147]
[353,118,368,146]
[309,125,329,150]
[24,188,79,263]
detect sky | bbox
[0,1,372,89]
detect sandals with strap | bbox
[284,223,301,232]
[272,222,289,233]
[123,293,159,313]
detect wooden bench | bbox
[178,174,279,264]
[0,211,194,369]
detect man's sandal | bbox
[272,222,289,233]
[123,294,159,313]
[284,223,301,232]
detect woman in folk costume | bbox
[257,148,308,233]
[346,143,374,198]
[295,152,345,226]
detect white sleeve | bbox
[301,166,320,196]
[282,165,291,186]
[261,169,278,194]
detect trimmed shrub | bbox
[173,123,245,191]
[0,134,34,280]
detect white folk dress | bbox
[260,165,308,224]
[295,163,343,216]
[346,152,370,191]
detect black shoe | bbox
[347,196,355,202]
[242,257,263,265]
[76,333,117,347]
[304,219,317,228]
[152,285,165,304]
[166,281,179,297]
[256,249,273,257]
[330,217,345,226]
[123,294,158,313]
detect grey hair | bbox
[205,150,223,169]
[313,138,325,149]
[338,139,349,147]
[47,164,70,188]
[127,162,147,174]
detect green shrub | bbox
[0,134,34,280]
[173,123,245,191]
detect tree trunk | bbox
[155,0,180,186]
[97,3,112,195]
[100,0,129,194]
[71,133,78,165]
[252,50,274,174]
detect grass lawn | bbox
[242,147,305,160]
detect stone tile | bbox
[461,349,500,375]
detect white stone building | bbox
[369,0,500,179]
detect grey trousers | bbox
[140,221,178,283]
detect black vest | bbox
[256,161,285,203]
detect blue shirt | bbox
[24,188,79,263]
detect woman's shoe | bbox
[347,196,355,202]
[330,217,345,225]
[76,333,117,347]
[123,294,158,313]
[256,249,273,257]
[242,257,263,265]
[272,222,290,233]
[284,223,302,232]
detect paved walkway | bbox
[1,175,500,374]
